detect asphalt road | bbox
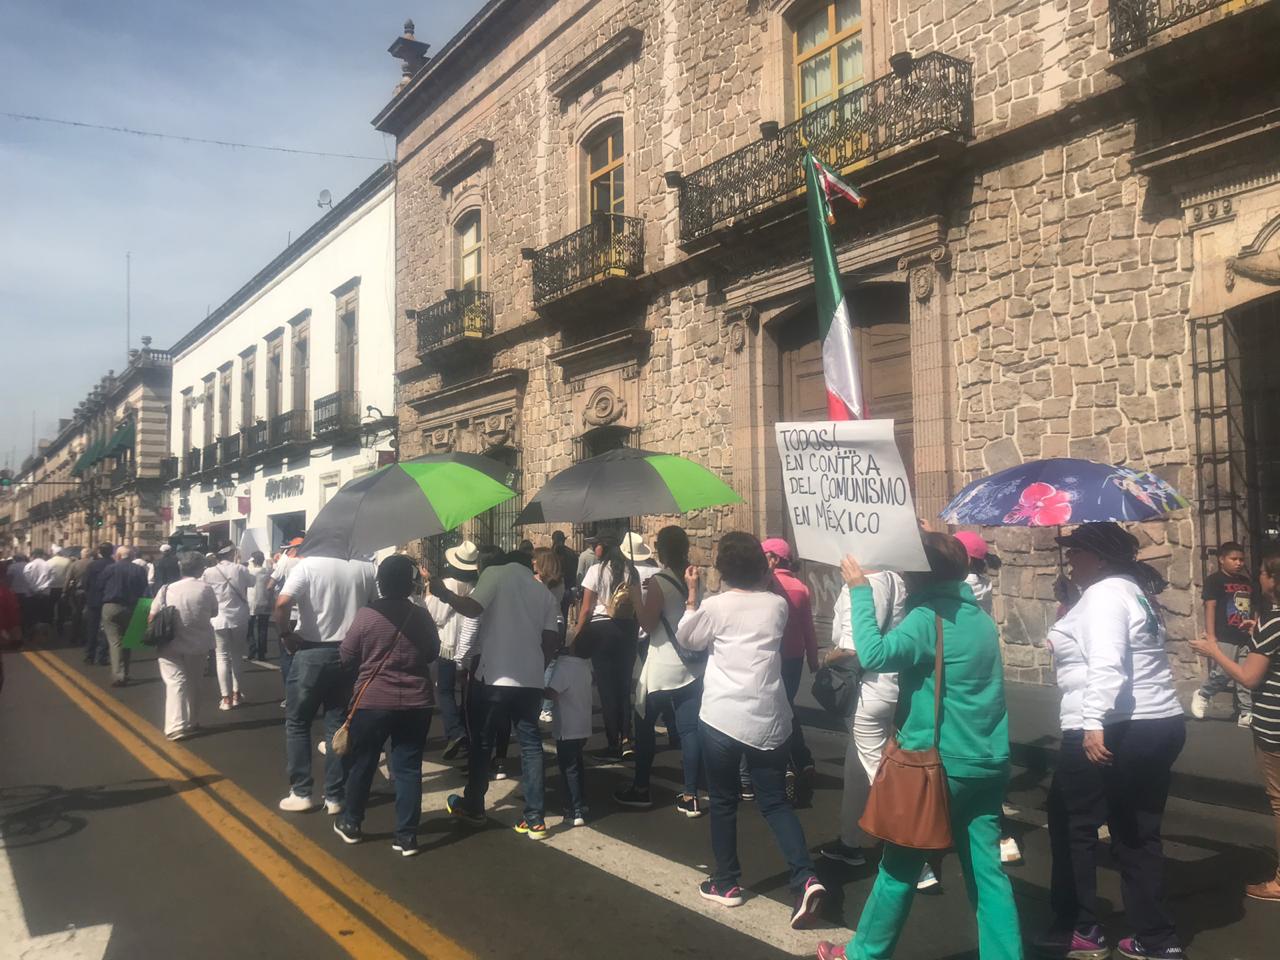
[1,640,1277,960]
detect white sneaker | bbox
[318,740,328,755]
[999,836,1024,864]
[1190,690,1209,720]
[218,697,233,712]
[539,709,554,724]
[324,799,344,816]
[279,793,318,812]
[1238,711,1254,728]
[917,865,940,891]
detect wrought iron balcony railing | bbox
[109,462,137,489]
[201,442,220,473]
[314,390,362,438]
[1110,0,1233,55]
[530,214,644,306]
[270,409,311,448]
[159,456,179,482]
[184,448,202,477]
[219,433,242,465]
[243,421,270,457]
[414,290,494,355]
[677,51,973,244]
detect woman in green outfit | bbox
[817,532,1023,960]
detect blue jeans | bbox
[285,646,349,801]
[699,720,816,893]
[278,636,295,696]
[556,738,587,817]
[463,683,544,825]
[340,708,432,845]
[634,679,703,795]
[1198,643,1253,713]
[436,659,467,742]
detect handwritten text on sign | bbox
[775,419,928,571]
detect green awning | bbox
[71,439,103,476]
[102,420,135,460]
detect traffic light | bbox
[0,474,12,489]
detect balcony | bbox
[184,448,202,478]
[270,409,310,449]
[528,214,644,308]
[219,433,242,466]
[1111,0,1227,54]
[1108,0,1278,76]
[313,390,362,439]
[201,442,220,474]
[108,461,137,489]
[676,51,973,246]
[413,290,494,359]
[159,456,179,482]
[242,421,270,458]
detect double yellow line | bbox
[25,650,472,960]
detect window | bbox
[266,338,283,420]
[218,367,233,438]
[584,121,625,222]
[336,294,358,395]
[291,321,310,412]
[455,211,483,292]
[794,0,864,116]
[202,376,215,442]
[181,389,193,455]
[240,351,256,428]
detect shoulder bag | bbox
[811,575,897,718]
[331,607,417,757]
[143,584,178,649]
[858,612,953,850]
[654,570,707,667]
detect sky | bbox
[0,0,485,470]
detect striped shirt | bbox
[1251,612,1280,752]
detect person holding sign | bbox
[816,533,1020,960]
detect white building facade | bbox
[167,165,396,551]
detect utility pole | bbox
[125,251,132,362]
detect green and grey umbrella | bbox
[299,453,517,559]
[514,448,741,525]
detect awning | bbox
[71,439,104,476]
[101,420,135,460]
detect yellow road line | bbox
[27,650,473,960]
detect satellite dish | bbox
[317,189,333,209]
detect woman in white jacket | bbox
[424,541,480,760]
[149,551,218,740]
[1038,522,1186,960]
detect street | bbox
[1,641,1276,960]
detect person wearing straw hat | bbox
[426,540,481,760]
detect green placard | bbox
[121,598,153,650]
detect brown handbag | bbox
[858,613,953,850]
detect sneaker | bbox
[1032,926,1110,960]
[279,699,287,709]
[698,879,745,907]
[785,769,798,805]
[917,864,940,891]
[539,709,554,724]
[233,691,245,706]
[491,758,507,781]
[739,781,756,802]
[621,740,636,760]
[318,740,328,756]
[1190,690,1209,720]
[816,942,849,960]
[333,820,361,844]
[445,794,485,827]
[1238,711,1254,729]
[676,794,705,818]
[571,814,587,827]
[218,697,233,711]
[514,819,549,840]
[790,876,826,929]
[596,747,625,765]
[324,799,344,816]
[392,840,422,858]
[442,736,468,761]
[614,786,653,808]
[818,841,867,867]
[1246,879,1280,901]
[1117,936,1185,960]
[1000,836,1024,865]
[278,792,318,813]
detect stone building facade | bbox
[376,0,1280,680]
[6,345,173,555]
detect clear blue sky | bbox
[0,0,484,469]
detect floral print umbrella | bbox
[940,458,1188,527]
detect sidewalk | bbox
[795,679,1270,814]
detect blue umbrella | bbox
[940,459,1188,527]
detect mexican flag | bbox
[803,152,866,420]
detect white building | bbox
[167,165,396,551]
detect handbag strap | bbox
[932,612,945,749]
[348,607,416,716]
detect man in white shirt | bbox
[46,546,75,635]
[203,545,255,710]
[429,553,559,837]
[23,549,56,639]
[273,554,377,814]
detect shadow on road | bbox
[0,777,211,849]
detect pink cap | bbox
[760,538,792,563]
[953,531,988,561]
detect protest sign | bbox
[121,598,153,650]
[775,419,929,571]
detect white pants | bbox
[841,693,897,848]
[159,652,205,737]
[214,627,244,699]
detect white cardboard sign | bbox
[775,419,929,572]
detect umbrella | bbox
[299,453,518,559]
[940,458,1188,527]
[515,448,741,525]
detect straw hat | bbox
[445,540,481,571]
[619,532,653,563]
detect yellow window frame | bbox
[794,1,864,117]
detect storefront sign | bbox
[266,474,305,501]
[775,419,928,571]
[207,493,227,514]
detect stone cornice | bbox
[407,368,528,419]
[430,138,495,188]
[548,26,642,101]
[548,328,652,381]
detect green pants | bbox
[847,774,1023,960]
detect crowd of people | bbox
[2,519,1279,960]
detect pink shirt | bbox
[771,569,818,664]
